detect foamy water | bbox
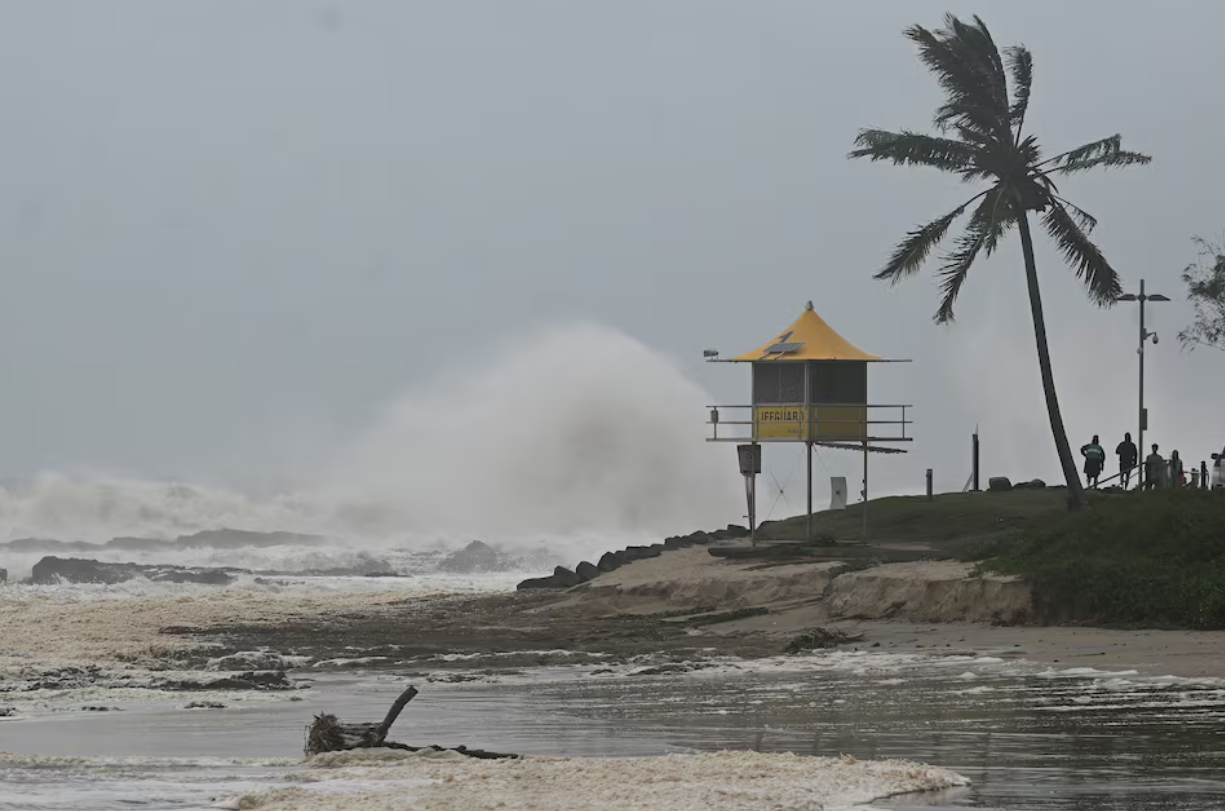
[0,574,521,679]
[0,749,968,811]
[230,749,969,811]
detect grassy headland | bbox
[974,489,1225,629]
[764,488,1225,629]
[760,487,1086,548]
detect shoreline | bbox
[6,545,1225,694]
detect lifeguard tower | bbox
[706,301,912,542]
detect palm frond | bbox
[1046,150,1152,175]
[1041,199,1122,305]
[904,20,1009,139]
[961,15,1010,111]
[1049,134,1122,165]
[1051,195,1097,232]
[849,129,975,171]
[874,202,972,285]
[1038,135,1151,176]
[1004,46,1032,135]
[934,187,1012,323]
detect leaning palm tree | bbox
[849,14,1149,510]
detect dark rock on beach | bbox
[597,551,623,573]
[516,565,582,591]
[516,575,562,590]
[155,671,294,691]
[575,561,600,582]
[30,556,238,586]
[155,569,235,585]
[438,541,508,574]
[551,566,580,588]
[623,546,662,562]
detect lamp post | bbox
[1116,280,1169,488]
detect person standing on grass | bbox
[1169,450,1185,488]
[1145,444,1164,490]
[1116,433,1138,489]
[1081,435,1106,488]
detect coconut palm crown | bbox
[849,14,1150,508]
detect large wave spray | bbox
[0,323,741,572]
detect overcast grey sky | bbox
[2,1,1223,502]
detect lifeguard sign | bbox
[707,301,912,541]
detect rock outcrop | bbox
[438,541,504,574]
[30,556,238,586]
[597,551,624,572]
[3,529,326,556]
[515,523,754,590]
[516,566,582,590]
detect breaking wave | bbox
[0,323,741,575]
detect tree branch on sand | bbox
[304,685,519,759]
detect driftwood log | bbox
[305,685,518,759]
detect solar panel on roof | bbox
[763,341,804,355]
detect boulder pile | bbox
[515,524,749,591]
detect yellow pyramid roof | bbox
[730,302,883,362]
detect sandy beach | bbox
[6,546,1224,686]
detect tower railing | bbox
[704,403,913,444]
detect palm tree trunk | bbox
[1017,213,1087,510]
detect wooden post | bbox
[972,430,980,492]
[806,441,813,541]
[861,440,869,541]
[926,468,933,502]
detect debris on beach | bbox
[784,627,865,653]
[304,685,519,760]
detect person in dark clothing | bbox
[1116,432,1138,489]
[1144,444,1164,490]
[1170,450,1185,488]
[1081,434,1106,488]
[1202,460,1210,490]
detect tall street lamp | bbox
[1116,280,1169,488]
